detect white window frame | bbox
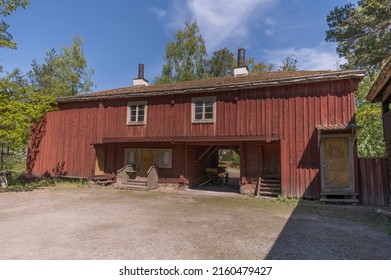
[158,149,172,168]
[191,96,216,123]
[127,101,147,125]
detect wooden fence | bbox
[358,158,389,206]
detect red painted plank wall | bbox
[358,158,389,206]
[28,79,360,198]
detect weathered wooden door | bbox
[139,149,156,177]
[321,136,353,192]
[94,146,106,176]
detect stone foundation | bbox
[157,183,189,191]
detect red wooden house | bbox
[27,50,365,199]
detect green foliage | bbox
[29,35,95,96]
[207,47,235,77]
[279,56,298,71]
[326,0,391,74]
[0,69,56,168]
[247,57,275,73]
[275,194,299,206]
[0,0,29,49]
[355,76,386,157]
[154,20,207,84]
[219,149,240,163]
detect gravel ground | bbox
[0,184,390,260]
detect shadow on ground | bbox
[265,199,391,259]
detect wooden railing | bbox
[147,166,158,189]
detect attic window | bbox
[192,96,216,123]
[127,101,147,125]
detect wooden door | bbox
[139,150,156,177]
[94,146,105,176]
[262,143,281,177]
[321,137,352,192]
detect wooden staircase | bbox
[93,176,115,186]
[256,176,281,197]
[320,192,359,205]
[116,176,148,190]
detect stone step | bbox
[117,185,148,191]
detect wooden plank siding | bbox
[358,158,389,206]
[28,79,360,198]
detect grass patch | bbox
[0,173,88,193]
[275,194,300,206]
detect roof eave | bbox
[366,56,391,103]
[58,70,366,104]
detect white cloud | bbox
[149,7,167,19]
[167,0,276,51]
[263,43,347,70]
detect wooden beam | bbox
[202,146,219,162]
[195,145,215,163]
[240,142,246,179]
[184,143,188,178]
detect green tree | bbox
[279,56,298,71]
[326,0,391,74]
[0,0,29,49]
[0,70,55,169]
[355,76,386,157]
[247,58,275,73]
[29,35,95,96]
[154,20,207,84]
[207,47,235,77]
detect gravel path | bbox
[0,184,390,259]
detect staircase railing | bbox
[147,166,158,189]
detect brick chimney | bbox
[133,64,148,86]
[234,48,249,77]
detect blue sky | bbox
[0,0,355,92]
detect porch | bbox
[92,140,282,195]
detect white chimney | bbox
[133,64,148,86]
[234,48,249,77]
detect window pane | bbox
[204,100,214,107]
[205,112,213,119]
[130,110,136,122]
[195,100,203,107]
[204,106,213,113]
[195,107,203,114]
[137,114,144,122]
[126,150,135,164]
[195,113,203,120]
[161,151,170,166]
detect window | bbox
[127,101,147,125]
[124,149,172,169]
[125,149,137,166]
[158,149,172,168]
[192,97,216,123]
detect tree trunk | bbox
[0,145,3,170]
